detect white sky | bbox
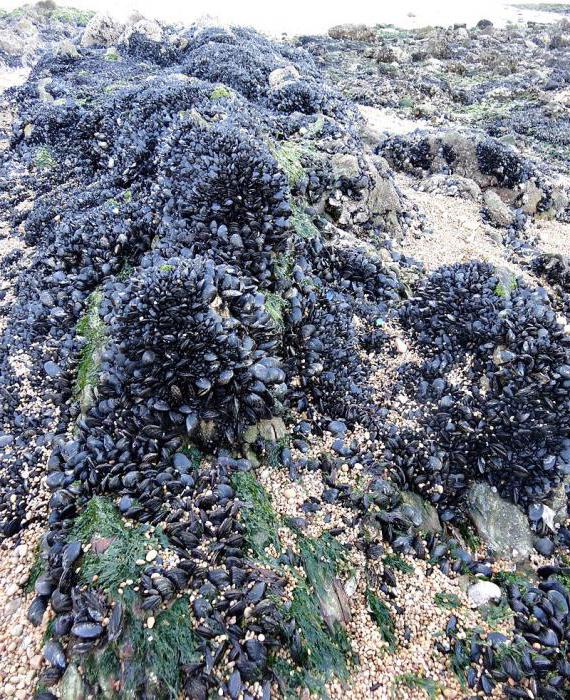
[0,0,568,34]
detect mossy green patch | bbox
[481,598,513,628]
[34,145,56,170]
[24,548,44,593]
[298,533,349,593]
[393,672,439,699]
[104,48,120,62]
[288,581,352,688]
[264,291,289,327]
[434,592,462,610]
[145,597,198,696]
[383,552,413,574]
[75,290,106,399]
[274,249,295,280]
[458,521,481,552]
[494,275,518,298]
[210,84,233,100]
[71,496,160,592]
[71,495,123,542]
[493,570,531,590]
[366,588,396,651]
[291,202,319,239]
[85,593,197,698]
[117,263,134,281]
[274,141,310,187]
[232,471,281,558]
[51,6,95,25]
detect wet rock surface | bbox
[0,4,568,700]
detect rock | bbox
[43,360,61,377]
[327,420,347,436]
[468,580,502,607]
[268,65,300,90]
[518,180,543,214]
[331,153,360,180]
[243,417,287,444]
[120,19,163,45]
[6,582,19,597]
[317,576,352,630]
[60,663,85,700]
[467,482,533,560]
[367,171,405,215]
[483,190,514,227]
[81,13,124,48]
[534,536,554,556]
[0,31,25,56]
[544,479,569,525]
[55,40,79,59]
[394,337,407,354]
[399,491,442,533]
[0,434,14,447]
[37,78,54,104]
[328,24,376,42]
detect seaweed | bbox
[393,672,439,699]
[273,141,309,187]
[434,592,462,610]
[289,581,352,683]
[383,553,414,574]
[264,291,289,327]
[34,146,56,170]
[71,496,159,592]
[232,471,281,558]
[210,84,233,100]
[366,588,397,651]
[74,290,106,398]
[291,201,319,240]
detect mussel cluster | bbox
[112,257,284,443]
[443,566,570,699]
[154,123,291,283]
[393,261,569,513]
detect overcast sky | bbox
[1,0,568,34]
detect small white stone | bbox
[394,337,407,354]
[6,582,19,597]
[468,581,502,607]
[145,549,158,562]
[147,616,155,629]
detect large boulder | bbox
[467,482,533,561]
[328,23,376,42]
[81,13,124,48]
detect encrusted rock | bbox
[467,482,533,561]
[399,491,442,534]
[81,13,124,47]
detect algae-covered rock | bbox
[60,663,86,700]
[467,482,533,561]
[243,417,287,444]
[399,491,442,534]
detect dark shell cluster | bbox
[393,261,570,513]
[0,10,569,700]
